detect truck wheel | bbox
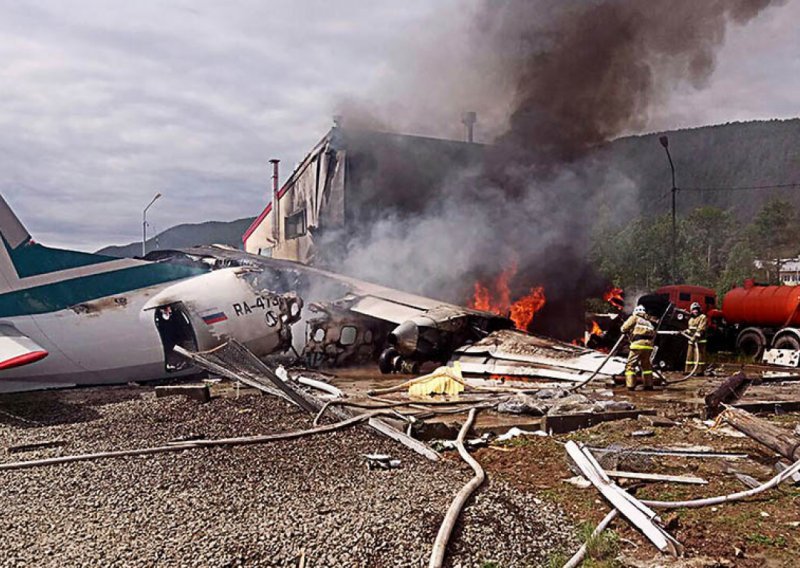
[736,329,766,361]
[773,334,800,351]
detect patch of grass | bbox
[499,436,533,448]
[544,551,568,568]
[578,522,621,568]
[480,561,501,568]
[746,533,787,548]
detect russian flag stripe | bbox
[202,312,227,324]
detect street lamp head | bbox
[154,192,162,200]
[659,135,669,149]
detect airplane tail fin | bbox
[0,195,31,292]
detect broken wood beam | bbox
[605,470,708,485]
[720,406,800,461]
[154,384,210,403]
[732,400,800,415]
[542,409,656,434]
[704,372,750,417]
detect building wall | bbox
[243,131,346,263]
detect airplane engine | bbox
[380,306,510,373]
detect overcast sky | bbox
[0,0,797,251]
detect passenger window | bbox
[705,296,716,306]
[340,326,357,346]
[679,292,690,301]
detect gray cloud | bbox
[0,0,796,250]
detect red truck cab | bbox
[654,285,717,312]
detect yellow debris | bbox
[408,362,466,398]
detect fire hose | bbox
[569,333,627,391]
[657,330,700,384]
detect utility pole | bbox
[142,193,162,257]
[659,136,677,282]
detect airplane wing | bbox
[0,324,48,370]
[160,245,502,324]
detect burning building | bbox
[242,123,483,264]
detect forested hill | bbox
[97,217,254,257]
[603,118,800,220]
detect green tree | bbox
[679,207,732,287]
[746,198,800,282]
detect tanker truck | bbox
[710,279,800,361]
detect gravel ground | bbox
[0,386,577,567]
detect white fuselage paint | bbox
[0,268,294,392]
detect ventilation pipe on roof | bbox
[461,111,477,143]
[269,159,280,242]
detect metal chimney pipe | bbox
[269,159,280,242]
[461,111,477,143]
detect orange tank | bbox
[722,279,800,328]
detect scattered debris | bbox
[604,470,708,485]
[704,372,751,416]
[363,453,401,470]
[630,430,655,438]
[590,445,749,460]
[720,406,800,461]
[565,440,682,556]
[637,414,677,428]
[431,433,491,452]
[774,460,800,485]
[6,439,68,454]
[154,384,211,403]
[497,393,548,415]
[495,427,548,442]
[733,472,761,489]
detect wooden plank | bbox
[721,406,800,461]
[605,470,708,485]
[704,372,750,416]
[543,409,655,434]
[154,384,210,403]
[732,400,800,414]
[367,417,441,461]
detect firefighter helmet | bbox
[633,305,646,316]
[690,302,702,312]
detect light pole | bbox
[659,136,677,282]
[142,193,162,257]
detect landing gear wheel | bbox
[379,348,400,374]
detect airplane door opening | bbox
[154,302,198,372]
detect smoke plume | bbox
[332,0,784,339]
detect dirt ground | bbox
[0,363,798,567]
[466,365,800,568]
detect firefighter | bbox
[620,305,656,390]
[685,301,708,375]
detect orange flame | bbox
[510,287,546,331]
[590,320,603,336]
[468,263,546,331]
[603,286,624,309]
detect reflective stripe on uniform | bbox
[642,370,653,374]
[630,345,654,350]
[625,371,635,376]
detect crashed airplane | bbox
[0,195,623,392]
